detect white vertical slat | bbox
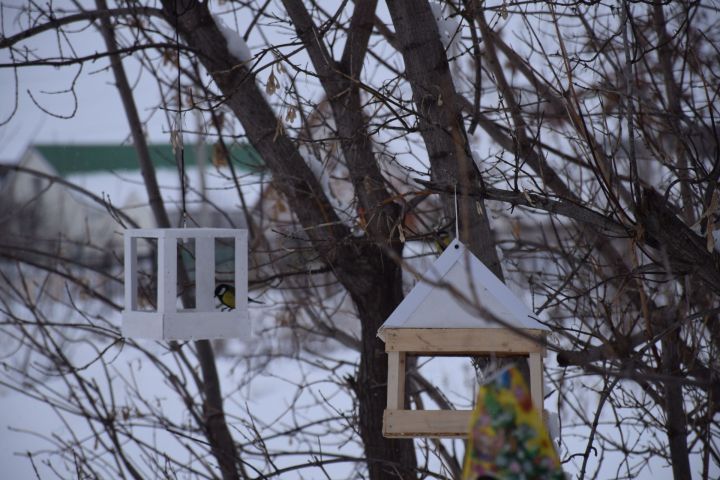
[158,236,177,313]
[196,236,214,310]
[529,352,544,413]
[235,231,248,314]
[124,234,138,310]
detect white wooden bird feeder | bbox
[378,239,549,437]
[122,228,248,340]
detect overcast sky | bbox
[0,0,172,162]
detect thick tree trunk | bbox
[280,1,418,477]
[350,248,418,479]
[385,0,532,382]
[162,0,348,251]
[385,0,501,275]
[662,328,692,479]
[164,2,416,477]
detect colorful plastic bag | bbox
[462,366,564,480]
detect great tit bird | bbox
[214,283,263,310]
[214,284,236,310]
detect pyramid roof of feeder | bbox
[379,239,548,333]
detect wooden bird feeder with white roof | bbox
[122,228,248,341]
[378,239,549,437]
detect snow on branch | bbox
[212,14,252,64]
[429,2,460,51]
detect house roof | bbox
[379,239,548,332]
[32,143,263,175]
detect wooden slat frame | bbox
[382,327,548,437]
[386,352,406,410]
[383,410,471,438]
[529,352,544,412]
[383,410,554,438]
[382,328,546,354]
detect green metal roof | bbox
[33,143,264,175]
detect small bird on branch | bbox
[214,284,263,310]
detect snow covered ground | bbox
[2,317,715,479]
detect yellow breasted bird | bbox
[215,284,236,309]
[214,284,263,310]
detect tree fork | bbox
[163,1,417,477]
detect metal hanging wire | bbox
[172,3,187,228]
